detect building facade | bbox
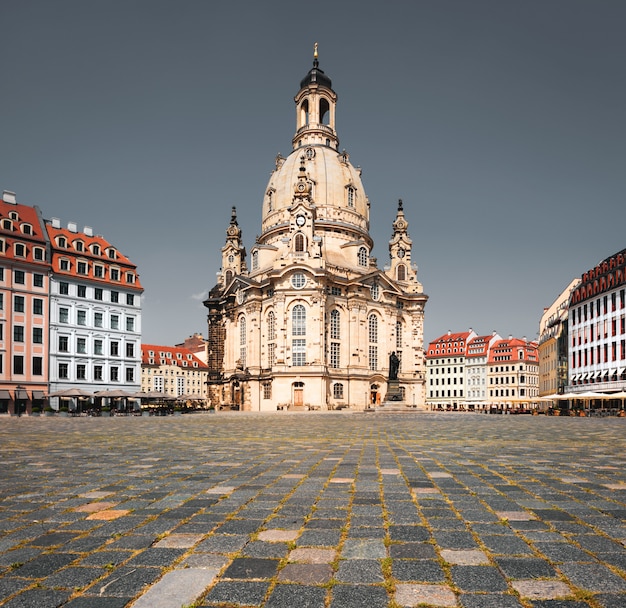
[539,279,579,396]
[205,51,428,411]
[567,249,626,393]
[0,191,50,415]
[141,344,208,399]
[487,337,539,410]
[465,332,501,410]
[46,218,143,404]
[425,330,476,410]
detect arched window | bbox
[368,314,378,343]
[320,98,330,124]
[301,99,309,126]
[330,309,340,340]
[397,264,406,281]
[347,186,355,207]
[396,321,403,349]
[225,270,233,284]
[358,247,368,267]
[252,250,259,271]
[368,314,378,371]
[239,316,246,368]
[333,383,344,399]
[267,311,276,341]
[267,190,273,212]
[292,304,306,336]
[294,233,305,252]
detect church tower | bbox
[205,47,428,411]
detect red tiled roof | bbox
[141,344,208,369]
[487,338,538,364]
[46,224,143,290]
[426,331,472,359]
[0,199,50,268]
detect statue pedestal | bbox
[384,380,403,403]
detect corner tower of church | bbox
[205,47,428,412]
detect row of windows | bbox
[56,336,137,358]
[0,269,45,287]
[2,294,45,314]
[571,317,626,345]
[57,259,136,283]
[58,282,137,305]
[8,325,44,343]
[54,235,117,259]
[58,308,136,331]
[3,354,43,376]
[57,362,135,382]
[571,341,626,367]
[1,215,34,233]
[573,290,625,324]
[0,241,45,260]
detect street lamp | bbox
[15,385,25,417]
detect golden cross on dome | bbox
[314,42,318,59]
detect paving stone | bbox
[130,567,220,608]
[441,549,490,565]
[195,533,249,554]
[257,529,299,542]
[459,593,524,607]
[265,584,327,608]
[495,557,558,579]
[202,580,270,606]
[288,547,336,563]
[277,563,333,584]
[222,557,280,579]
[335,559,384,583]
[395,583,457,607]
[92,566,162,597]
[330,584,389,608]
[557,562,626,592]
[392,559,446,582]
[63,598,132,608]
[511,579,572,600]
[1,588,71,608]
[341,538,386,559]
[451,565,509,592]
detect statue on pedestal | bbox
[389,351,399,381]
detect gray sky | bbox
[2,0,624,346]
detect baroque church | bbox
[204,49,428,411]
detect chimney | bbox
[2,191,17,204]
[68,221,77,233]
[51,217,61,229]
[84,226,93,237]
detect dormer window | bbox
[14,243,26,257]
[8,211,18,221]
[126,272,135,284]
[75,240,84,252]
[59,258,70,271]
[3,219,12,230]
[92,244,101,255]
[77,261,88,275]
[108,248,116,259]
[110,268,120,281]
[21,224,32,235]
[33,247,44,261]
[57,236,67,248]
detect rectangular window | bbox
[110,290,119,303]
[94,288,103,301]
[369,345,378,371]
[59,336,69,352]
[59,259,70,271]
[110,341,119,357]
[77,261,87,275]
[33,298,43,315]
[32,356,42,376]
[33,273,44,287]
[78,285,86,298]
[94,339,103,355]
[94,312,103,328]
[0,293,3,310]
[126,367,134,382]
[94,365,103,381]
[14,295,25,312]
[268,342,276,367]
[58,363,69,379]
[33,327,43,344]
[94,265,104,278]
[126,342,135,358]
[14,270,25,284]
[126,272,135,284]
[110,268,119,281]
[13,355,24,374]
[77,337,87,354]
[13,326,24,342]
[126,293,134,306]
[292,339,306,366]
[110,315,119,330]
[263,382,272,399]
[110,366,119,382]
[330,342,340,368]
[76,364,86,380]
[126,317,135,332]
[59,307,69,323]
[77,310,87,325]
[60,281,69,295]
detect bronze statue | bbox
[389,351,399,381]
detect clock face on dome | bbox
[296,214,306,226]
[398,248,405,258]
[297,183,306,192]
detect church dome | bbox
[259,51,371,248]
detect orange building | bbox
[0,191,50,415]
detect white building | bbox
[465,332,501,410]
[47,219,142,405]
[205,50,428,411]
